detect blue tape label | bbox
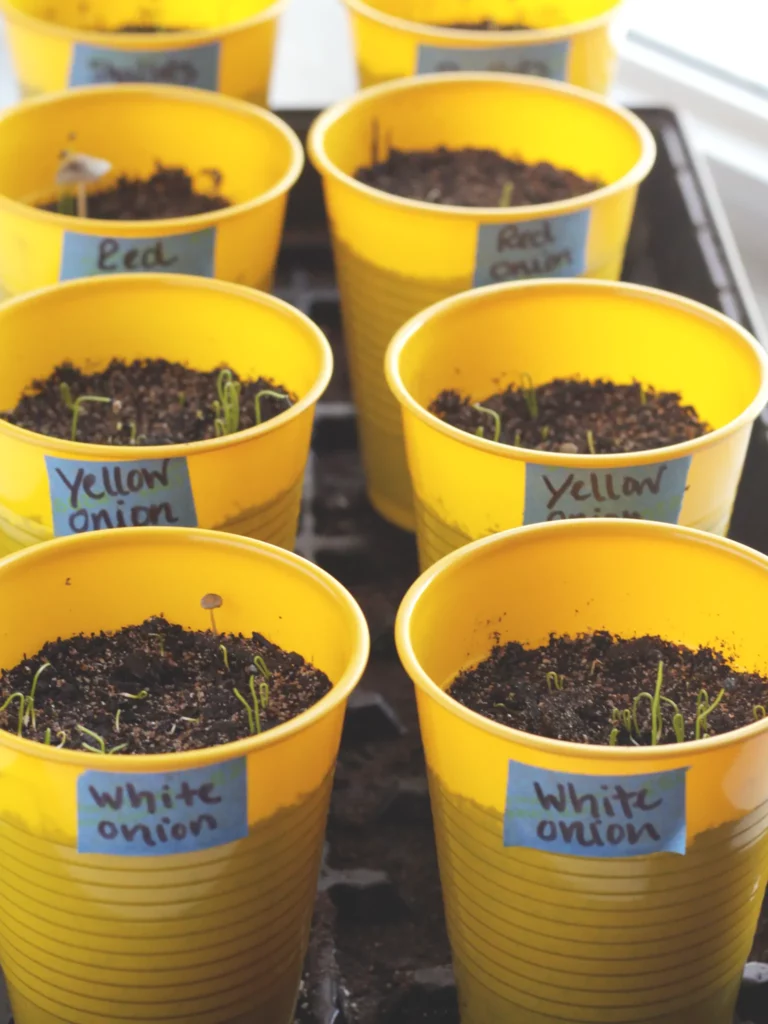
[473,209,590,287]
[77,759,248,856]
[523,455,692,525]
[70,41,220,88]
[504,762,688,858]
[46,455,198,536]
[416,39,569,79]
[60,227,216,282]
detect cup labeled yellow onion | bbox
[308,73,655,530]
[386,278,768,569]
[0,526,369,1024]
[0,0,286,103]
[0,83,303,299]
[343,0,625,93]
[0,273,332,555]
[396,518,768,1024]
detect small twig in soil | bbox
[472,402,501,443]
[76,723,128,755]
[520,373,538,420]
[254,389,292,426]
[201,593,223,633]
[59,382,112,442]
[695,687,725,740]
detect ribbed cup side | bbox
[429,772,768,1024]
[0,776,333,1024]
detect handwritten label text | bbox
[473,209,590,287]
[78,759,247,856]
[60,227,216,282]
[46,455,198,536]
[504,762,688,857]
[70,41,220,89]
[523,456,691,525]
[416,40,569,80]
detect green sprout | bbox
[119,689,149,700]
[632,660,667,746]
[638,382,647,406]
[76,724,127,755]
[44,728,52,745]
[60,382,112,442]
[498,181,515,207]
[608,727,619,746]
[180,716,200,724]
[213,368,241,437]
[259,680,270,710]
[114,709,121,733]
[586,429,597,455]
[149,633,166,657]
[177,391,186,407]
[672,712,686,743]
[545,671,565,693]
[25,661,52,730]
[695,687,725,741]
[254,389,292,426]
[472,403,501,443]
[129,420,137,444]
[253,656,271,681]
[754,705,767,721]
[219,645,230,672]
[520,373,538,420]
[540,425,550,441]
[0,692,25,736]
[234,679,262,735]
[589,659,601,677]
[56,730,67,748]
[513,428,522,447]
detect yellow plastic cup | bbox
[0,525,369,1024]
[343,0,625,93]
[0,273,332,555]
[308,73,655,530]
[0,0,286,103]
[386,278,768,569]
[396,518,768,1024]
[0,82,304,299]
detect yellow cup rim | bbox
[0,83,304,231]
[308,71,656,220]
[385,277,768,469]
[396,517,768,760]
[0,0,288,43]
[0,526,370,768]
[341,0,623,43]
[0,272,333,457]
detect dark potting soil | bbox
[1,359,296,445]
[429,378,710,454]
[449,632,768,746]
[447,20,530,29]
[0,615,332,755]
[355,147,602,207]
[40,164,231,220]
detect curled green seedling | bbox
[76,723,127,755]
[219,645,230,672]
[545,671,565,693]
[119,689,149,701]
[253,655,271,682]
[754,705,767,721]
[213,368,241,437]
[254,389,291,426]
[472,402,501,443]
[695,687,725,741]
[0,692,26,736]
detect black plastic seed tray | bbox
[3,108,768,1024]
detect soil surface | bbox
[1,359,295,445]
[0,615,332,755]
[449,632,768,745]
[355,147,602,207]
[41,165,231,220]
[447,20,529,29]
[430,378,709,454]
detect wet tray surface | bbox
[3,108,768,1024]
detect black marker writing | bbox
[98,238,180,273]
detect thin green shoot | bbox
[119,689,149,700]
[59,381,111,442]
[632,661,666,745]
[114,709,121,733]
[44,727,52,745]
[149,633,166,657]
[213,368,241,436]
[219,645,230,671]
[472,403,501,443]
[177,391,186,407]
[475,425,485,438]
[253,656,271,681]
[754,705,767,721]
[638,382,647,406]
[248,675,262,734]
[254,389,291,426]
[259,680,270,709]
[540,425,550,441]
[499,181,515,207]
[520,373,538,420]
[76,723,127,755]
[608,727,619,746]
[513,428,522,447]
[545,671,564,693]
[0,692,25,736]
[129,420,137,444]
[56,730,67,748]
[180,716,200,724]
[695,687,725,741]
[26,661,52,729]
[589,659,601,677]
[586,429,597,455]
[672,712,686,743]
[234,687,255,733]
